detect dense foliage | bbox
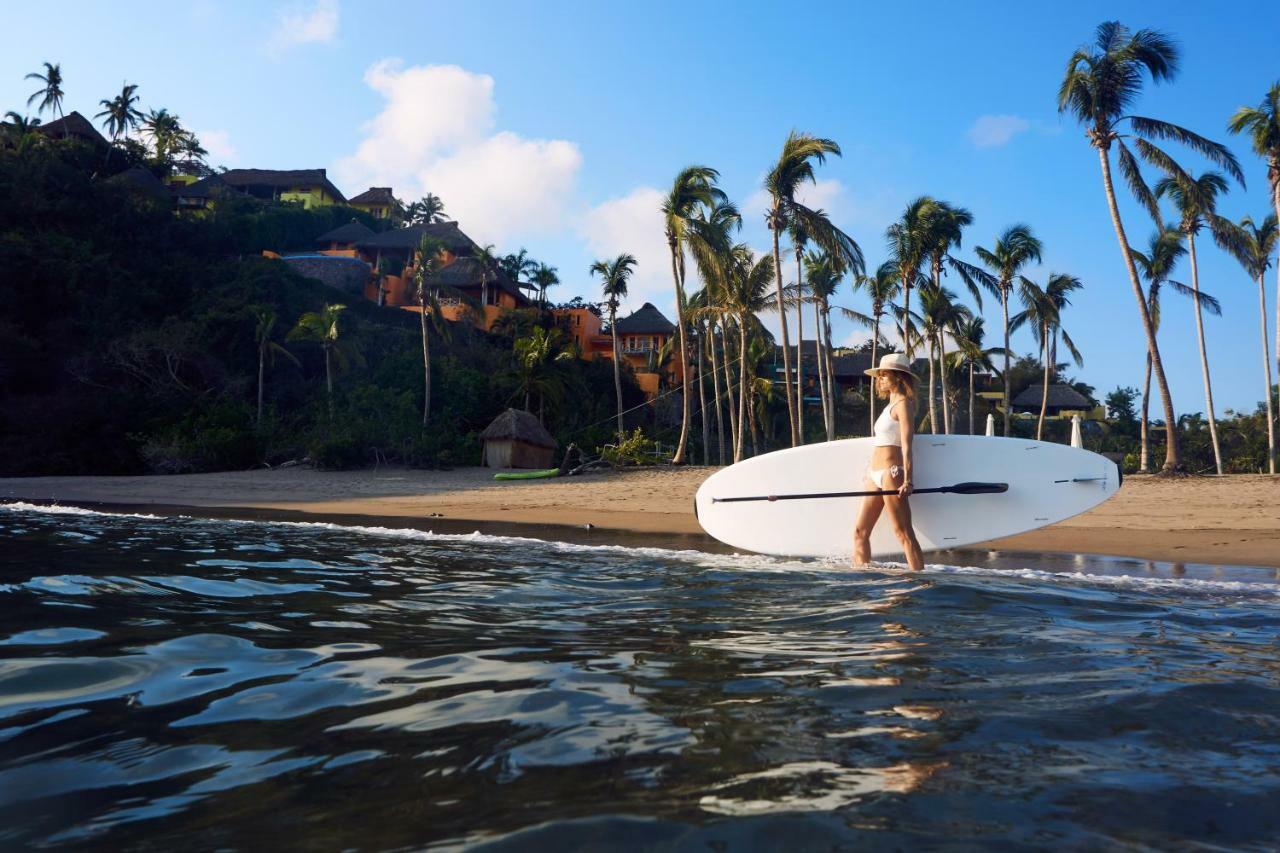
[0,141,647,474]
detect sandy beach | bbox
[3,467,1277,568]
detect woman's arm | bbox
[896,400,915,497]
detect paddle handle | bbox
[711,482,1008,504]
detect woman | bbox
[853,353,925,571]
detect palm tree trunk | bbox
[795,254,805,443]
[697,323,709,465]
[1001,288,1011,438]
[256,346,265,425]
[1037,323,1050,440]
[420,303,431,427]
[939,332,951,434]
[324,346,333,421]
[708,321,726,465]
[1258,274,1277,474]
[737,317,749,462]
[669,243,693,464]
[1186,231,1223,474]
[770,215,798,445]
[1272,177,1280,410]
[1140,352,1153,473]
[1097,146,1181,470]
[869,316,880,435]
[824,303,838,440]
[611,308,624,442]
[812,297,828,439]
[926,336,938,433]
[968,363,975,435]
[901,269,913,358]
[724,321,739,458]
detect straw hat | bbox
[864,352,916,379]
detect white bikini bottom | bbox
[866,464,902,490]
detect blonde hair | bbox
[876,370,916,402]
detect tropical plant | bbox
[25,62,65,130]
[886,196,938,360]
[662,165,726,463]
[974,224,1043,436]
[414,236,448,426]
[470,243,500,308]
[95,82,143,164]
[1012,274,1084,439]
[1058,20,1242,470]
[849,261,899,433]
[501,248,538,286]
[287,304,361,420]
[590,253,637,442]
[2,112,43,152]
[142,108,184,168]
[249,306,300,425]
[512,327,575,422]
[763,132,861,446]
[916,285,972,434]
[530,262,560,309]
[406,193,447,224]
[1214,214,1279,473]
[1229,81,1280,392]
[1153,170,1234,473]
[805,250,862,440]
[950,316,1004,435]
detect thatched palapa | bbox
[479,408,557,469]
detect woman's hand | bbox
[898,479,913,498]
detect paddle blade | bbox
[943,481,1008,495]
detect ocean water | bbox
[1,502,1278,850]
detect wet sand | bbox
[2,467,1277,568]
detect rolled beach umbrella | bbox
[985,414,995,437]
[1070,415,1083,449]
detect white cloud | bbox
[579,187,674,316]
[268,0,339,53]
[197,129,238,166]
[333,60,581,245]
[966,114,1030,148]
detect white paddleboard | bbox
[694,436,1120,558]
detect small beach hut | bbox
[480,409,557,468]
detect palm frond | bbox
[1127,116,1244,184]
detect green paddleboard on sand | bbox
[493,468,561,481]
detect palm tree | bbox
[662,166,726,464]
[470,243,500,309]
[25,62,65,131]
[250,306,300,425]
[513,327,574,422]
[1154,170,1233,474]
[1013,274,1084,440]
[763,131,862,446]
[591,253,637,442]
[142,108,184,167]
[501,248,539,287]
[1130,226,1189,472]
[805,250,858,440]
[409,193,447,223]
[414,237,448,426]
[288,304,358,420]
[2,112,43,152]
[95,82,143,164]
[914,285,972,434]
[1215,214,1278,473]
[1058,21,1243,471]
[974,225,1043,437]
[950,317,1003,435]
[530,262,560,310]
[886,197,939,361]
[850,262,899,433]
[1228,84,1280,426]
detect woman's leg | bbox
[881,491,925,571]
[852,480,884,567]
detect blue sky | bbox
[6,0,1280,416]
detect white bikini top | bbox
[873,399,904,447]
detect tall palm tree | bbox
[974,225,1043,437]
[850,262,899,433]
[886,197,938,360]
[789,223,810,441]
[470,243,500,309]
[763,131,862,446]
[804,250,854,440]
[250,306,300,426]
[288,304,358,420]
[414,237,447,426]
[1013,274,1084,440]
[2,112,43,153]
[25,62,65,131]
[142,108,184,167]
[513,327,574,422]
[1215,214,1279,473]
[501,248,538,287]
[1130,226,1191,472]
[686,199,742,464]
[662,166,726,464]
[530,263,559,310]
[590,253,637,442]
[950,317,1004,435]
[95,82,143,164]
[915,285,972,434]
[1059,20,1243,471]
[1154,170,1233,474]
[416,193,447,223]
[1228,84,1280,418]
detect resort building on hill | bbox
[1011,384,1103,420]
[171,173,250,212]
[218,168,347,208]
[347,187,405,225]
[35,111,108,148]
[550,302,683,399]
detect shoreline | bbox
[2,467,1278,569]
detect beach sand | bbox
[2,467,1277,568]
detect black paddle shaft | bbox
[710,481,1008,504]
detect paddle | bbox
[710,481,1008,504]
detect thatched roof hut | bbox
[1012,383,1092,415]
[479,408,557,469]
